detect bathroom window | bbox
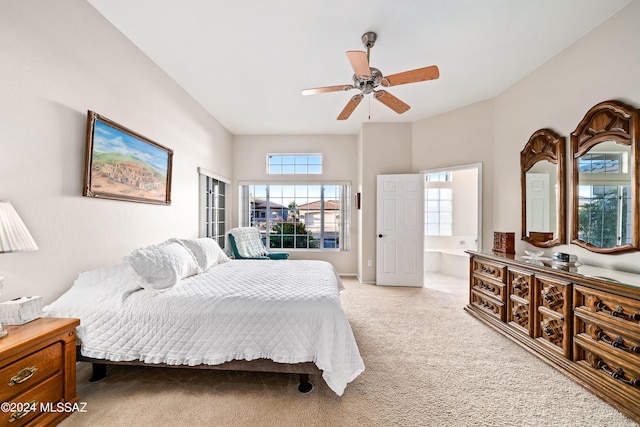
[425,188,453,236]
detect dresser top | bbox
[468,250,640,291]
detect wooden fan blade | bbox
[374,90,410,114]
[302,85,354,96]
[382,65,440,87]
[346,51,371,79]
[337,94,364,120]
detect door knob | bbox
[378,234,384,238]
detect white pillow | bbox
[125,241,199,291]
[174,238,229,271]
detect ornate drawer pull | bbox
[8,366,38,386]
[8,400,36,423]
[597,331,640,354]
[479,264,499,278]
[480,281,496,293]
[596,360,640,387]
[596,302,640,321]
[542,319,563,340]
[542,287,563,308]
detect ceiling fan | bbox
[302,31,440,120]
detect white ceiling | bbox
[87,0,631,136]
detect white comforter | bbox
[44,259,364,396]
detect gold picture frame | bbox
[83,111,173,205]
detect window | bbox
[425,187,453,236]
[239,183,350,250]
[578,152,627,174]
[267,154,322,174]
[577,150,631,247]
[577,184,631,247]
[200,170,228,248]
[425,172,452,182]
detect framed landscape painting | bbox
[83,111,173,205]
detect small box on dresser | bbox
[492,232,515,255]
[0,317,80,426]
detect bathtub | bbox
[424,249,470,280]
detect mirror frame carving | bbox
[521,128,565,247]
[570,100,640,253]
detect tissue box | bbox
[552,252,578,262]
[0,296,43,325]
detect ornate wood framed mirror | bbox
[570,100,639,253]
[521,129,565,247]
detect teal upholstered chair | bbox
[226,227,289,260]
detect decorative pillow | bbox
[125,241,199,291]
[174,238,229,271]
[229,228,269,258]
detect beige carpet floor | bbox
[60,273,637,427]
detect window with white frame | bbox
[267,154,322,175]
[239,183,350,250]
[425,172,452,182]
[425,187,453,236]
[199,170,228,248]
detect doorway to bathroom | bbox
[421,163,482,282]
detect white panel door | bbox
[376,174,424,287]
[526,173,550,232]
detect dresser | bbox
[0,318,80,426]
[465,251,640,423]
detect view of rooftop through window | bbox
[242,184,347,250]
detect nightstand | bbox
[0,318,80,426]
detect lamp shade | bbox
[0,201,38,253]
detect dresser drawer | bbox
[0,342,62,402]
[574,310,640,365]
[0,372,63,426]
[574,285,640,334]
[535,275,572,357]
[471,289,505,321]
[574,336,640,398]
[472,275,506,302]
[508,295,531,336]
[509,268,533,301]
[472,258,507,284]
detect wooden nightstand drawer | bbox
[0,372,63,426]
[0,342,62,401]
[0,318,79,426]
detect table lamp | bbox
[0,201,38,338]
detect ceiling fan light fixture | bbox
[301,31,439,120]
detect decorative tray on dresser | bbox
[0,317,80,426]
[465,251,640,423]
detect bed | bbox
[43,238,364,396]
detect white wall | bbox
[231,134,358,274]
[412,100,494,252]
[414,0,640,273]
[493,0,640,271]
[0,1,232,303]
[359,123,413,283]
